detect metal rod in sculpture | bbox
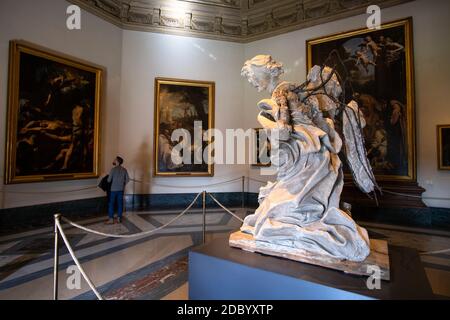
[53,214,60,301]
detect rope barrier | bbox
[52,190,242,300]
[0,185,98,194]
[207,192,244,223]
[1,175,448,202]
[60,191,202,238]
[51,182,449,300]
[131,177,243,189]
[248,177,270,184]
[55,216,103,300]
[53,191,202,300]
[0,176,243,194]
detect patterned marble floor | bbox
[0,208,449,300]
[0,208,244,300]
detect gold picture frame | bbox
[154,78,215,177]
[437,125,450,170]
[4,40,103,184]
[306,18,416,182]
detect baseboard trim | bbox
[0,192,449,234]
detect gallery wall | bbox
[118,31,247,196]
[244,0,450,208]
[0,0,249,209]
[1,0,449,210]
[0,0,123,208]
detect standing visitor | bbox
[106,156,129,224]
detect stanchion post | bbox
[242,176,245,208]
[202,191,206,244]
[53,214,61,301]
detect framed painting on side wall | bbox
[154,78,215,177]
[4,40,102,184]
[437,125,450,170]
[306,18,416,182]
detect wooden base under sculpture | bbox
[229,231,390,281]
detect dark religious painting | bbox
[154,78,215,176]
[4,41,102,184]
[307,18,416,181]
[252,128,271,167]
[438,125,450,170]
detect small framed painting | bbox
[437,125,450,170]
[252,128,271,167]
[154,78,215,176]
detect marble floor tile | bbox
[424,268,450,297]
[105,257,188,300]
[0,208,448,300]
[0,234,193,299]
[162,282,188,300]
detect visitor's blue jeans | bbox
[108,191,123,219]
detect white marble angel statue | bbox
[240,55,378,262]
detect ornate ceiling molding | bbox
[68,0,413,43]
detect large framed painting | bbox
[4,41,102,184]
[154,78,215,177]
[437,125,450,170]
[307,18,416,182]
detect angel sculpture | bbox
[240,55,378,262]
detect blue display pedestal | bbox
[189,236,434,300]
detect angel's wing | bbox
[342,100,376,194]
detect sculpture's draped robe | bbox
[241,83,371,262]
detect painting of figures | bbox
[154,78,215,176]
[307,18,416,181]
[5,41,102,184]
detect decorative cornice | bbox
[67,0,414,43]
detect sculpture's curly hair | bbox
[241,55,284,79]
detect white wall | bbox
[0,0,248,210]
[244,0,450,208]
[0,0,123,209]
[119,31,247,195]
[1,0,449,209]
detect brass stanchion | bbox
[53,214,61,300]
[202,191,206,244]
